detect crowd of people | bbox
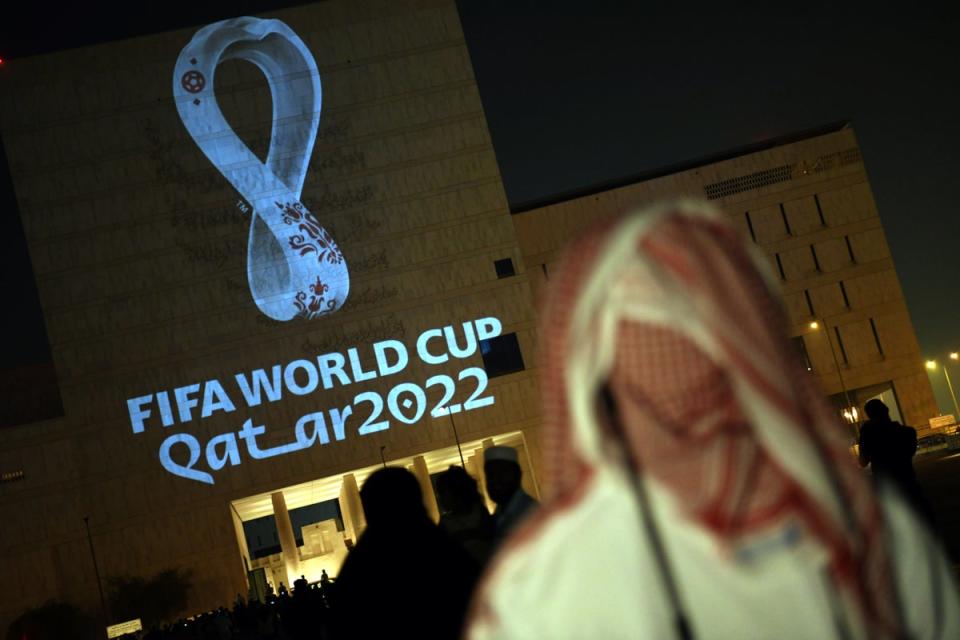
[119,203,958,638]
[123,445,536,639]
[137,584,326,639]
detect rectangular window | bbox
[810,245,821,272]
[839,281,850,308]
[480,333,526,378]
[869,318,884,356]
[744,211,757,243]
[834,326,849,365]
[845,235,856,263]
[779,203,792,235]
[494,258,516,279]
[804,290,815,316]
[775,253,786,280]
[792,336,813,372]
[814,194,826,226]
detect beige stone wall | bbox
[513,126,938,429]
[0,0,541,629]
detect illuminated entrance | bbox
[230,431,538,595]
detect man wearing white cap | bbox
[484,445,538,544]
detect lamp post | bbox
[926,357,960,421]
[435,406,465,467]
[809,320,858,433]
[83,516,110,626]
[948,354,960,421]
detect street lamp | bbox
[925,358,960,421]
[434,406,465,467]
[808,319,858,431]
[83,516,110,625]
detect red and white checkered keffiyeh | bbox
[470,201,902,638]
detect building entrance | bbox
[229,431,538,596]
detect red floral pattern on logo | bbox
[294,276,336,319]
[278,201,344,266]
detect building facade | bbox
[0,0,543,629]
[514,123,937,433]
[0,0,936,632]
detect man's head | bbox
[484,446,522,506]
[436,465,482,514]
[360,467,425,528]
[864,399,891,422]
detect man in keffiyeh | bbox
[466,201,958,639]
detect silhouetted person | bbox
[320,569,330,586]
[436,465,495,565]
[330,467,479,639]
[484,446,537,544]
[293,574,308,594]
[859,398,936,527]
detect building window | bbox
[845,235,856,263]
[869,318,884,356]
[480,333,525,378]
[494,258,516,279]
[541,263,549,279]
[744,211,757,243]
[810,245,822,272]
[814,194,826,226]
[792,336,813,372]
[839,281,850,308]
[775,253,786,280]
[804,290,815,317]
[834,326,849,365]
[779,203,792,235]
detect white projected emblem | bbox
[173,17,349,321]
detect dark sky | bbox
[2,2,960,411]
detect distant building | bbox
[514,122,937,432]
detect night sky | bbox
[2,2,959,413]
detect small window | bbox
[744,211,757,242]
[775,254,786,280]
[810,245,821,272]
[845,236,856,263]
[834,326,849,365]
[779,203,792,235]
[494,258,516,279]
[869,318,884,356]
[791,336,813,372]
[839,281,850,308]
[804,290,815,316]
[480,333,525,378]
[814,194,826,226]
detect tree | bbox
[107,567,193,629]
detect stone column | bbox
[339,473,366,544]
[411,456,440,523]
[270,491,301,589]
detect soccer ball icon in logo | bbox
[180,70,206,93]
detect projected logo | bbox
[173,17,349,321]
